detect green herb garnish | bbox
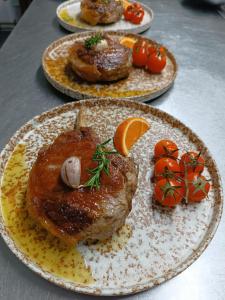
[84,33,103,49]
[84,139,118,189]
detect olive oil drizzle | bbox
[1,144,94,284]
[60,8,85,28]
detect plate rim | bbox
[56,0,154,34]
[0,98,223,296]
[42,30,178,102]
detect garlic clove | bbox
[61,156,81,189]
[95,39,108,51]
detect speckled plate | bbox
[57,0,154,34]
[0,99,222,296]
[42,31,177,101]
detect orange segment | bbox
[120,37,137,49]
[122,0,131,9]
[114,117,150,156]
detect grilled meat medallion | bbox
[68,35,132,82]
[27,127,138,244]
[80,0,123,26]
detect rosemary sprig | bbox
[84,139,118,189]
[84,33,102,49]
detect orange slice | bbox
[122,0,131,9]
[114,117,150,156]
[120,37,137,49]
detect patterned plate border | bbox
[0,98,223,296]
[42,31,178,102]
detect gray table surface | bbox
[0,0,225,299]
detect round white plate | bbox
[57,0,154,33]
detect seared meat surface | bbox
[80,0,123,26]
[27,114,138,244]
[68,34,132,82]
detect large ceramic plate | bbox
[57,0,154,34]
[0,99,222,296]
[42,31,177,101]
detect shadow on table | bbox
[52,15,73,35]
[36,66,74,103]
[146,83,175,107]
[181,0,221,12]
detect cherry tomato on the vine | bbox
[180,151,205,175]
[146,50,166,73]
[154,157,181,181]
[123,6,134,21]
[147,44,157,56]
[183,172,210,202]
[132,10,144,24]
[123,3,144,24]
[154,139,179,160]
[154,178,185,207]
[132,39,149,67]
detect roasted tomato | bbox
[124,3,145,24]
[183,172,210,202]
[132,9,144,24]
[154,140,179,160]
[123,5,134,21]
[154,157,181,181]
[180,151,205,175]
[132,39,149,67]
[146,49,166,73]
[147,43,157,56]
[154,179,185,207]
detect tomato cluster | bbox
[132,39,167,74]
[124,3,145,25]
[153,140,210,207]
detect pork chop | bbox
[80,0,123,26]
[26,110,138,244]
[68,34,132,83]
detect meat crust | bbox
[80,0,123,26]
[68,34,132,82]
[27,127,138,244]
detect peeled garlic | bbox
[95,39,108,51]
[61,156,81,188]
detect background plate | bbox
[42,31,177,101]
[0,99,223,296]
[57,0,154,34]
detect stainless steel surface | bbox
[218,4,225,18]
[0,0,225,299]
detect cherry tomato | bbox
[131,10,144,24]
[154,179,185,207]
[180,151,205,175]
[132,3,142,10]
[154,140,179,160]
[123,5,134,21]
[159,46,166,55]
[123,3,144,24]
[154,157,181,181]
[147,44,157,56]
[132,39,148,67]
[183,172,210,202]
[146,50,166,73]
